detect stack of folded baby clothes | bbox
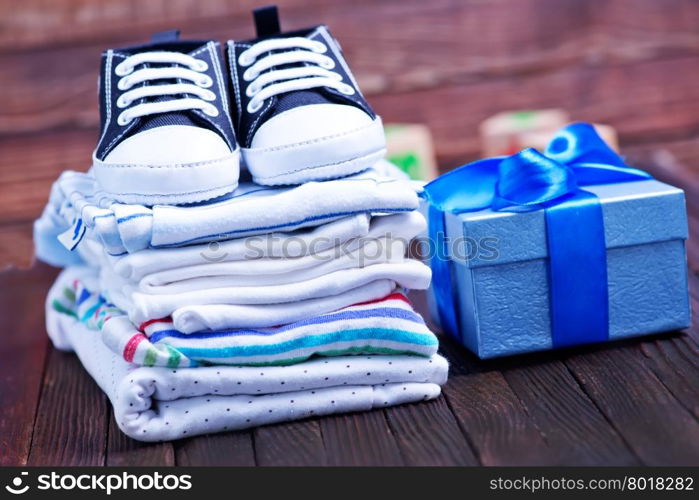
[34,7,447,442]
[36,161,448,441]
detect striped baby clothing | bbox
[51,270,438,368]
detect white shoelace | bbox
[238,37,356,113]
[114,51,219,126]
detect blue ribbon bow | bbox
[422,123,651,348]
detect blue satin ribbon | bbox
[423,123,651,348]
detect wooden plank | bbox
[412,291,557,466]
[438,339,555,466]
[625,141,699,212]
[0,0,341,50]
[174,431,255,466]
[0,264,56,465]
[3,0,698,68]
[2,1,699,144]
[686,214,699,272]
[383,396,479,465]
[688,270,699,343]
[254,419,327,466]
[27,347,109,465]
[320,411,404,466]
[625,142,699,271]
[106,413,175,466]
[500,355,640,465]
[374,56,699,167]
[0,222,35,270]
[637,335,699,419]
[2,54,698,176]
[0,130,91,226]
[564,342,699,465]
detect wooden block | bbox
[479,108,620,157]
[480,109,570,157]
[385,124,439,180]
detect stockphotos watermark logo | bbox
[3,471,192,496]
[5,472,29,495]
[198,233,501,264]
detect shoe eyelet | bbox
[116,96,131,108]
[312,41,328,53]
[245,85,259,98]
[320,58,335,70]
[194,59,208,72]
[243,68,257,82]
[198,75,213,88]
[238,52,254,67]
[203,106,219,117]
[203,90,217,101]
[338,83,356,96]
[117,113,132,126]
[117,77,132,91]
[247,100,263,114]
[114,63,133,77]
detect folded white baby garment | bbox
[172,280,399,332]
[110,213,372,281]
[51,269,439,368]
[34,162,420,257]
[136,211,426,293]
[101,260,432,325]
[47,276,448,442]
[137,238,403,293]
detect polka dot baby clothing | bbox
[47,278,448,442]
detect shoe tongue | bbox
[150,29,181,43]
[253,5,281,37]
[273,90,332,115]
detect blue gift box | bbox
[423,124,691,358]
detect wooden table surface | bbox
[1,0,699,466]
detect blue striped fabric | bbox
[56,280,439,368]
[148,307,423,343]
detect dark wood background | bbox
[1,0,698,268]
[1,0,698,466]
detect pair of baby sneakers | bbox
[91,6,386,204]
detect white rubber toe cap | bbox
[250,103,374,150]
[243,104,385,185]
[94,125,240,205]
[104,125,233,165]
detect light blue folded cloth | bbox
[34,161,420,261]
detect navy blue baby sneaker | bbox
[226,6,386,185]
[92,31,240,205]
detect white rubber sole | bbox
[243,116,387,185]
[92,150,240,205]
